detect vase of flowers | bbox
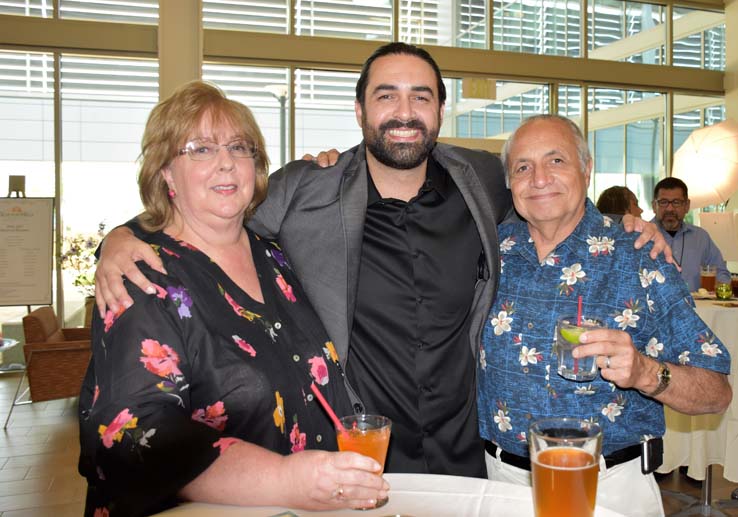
[60,222,106,325]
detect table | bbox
[0,337,19,352]
[657,299,738,483]
[155,473,626,516]
[0,337,30,429]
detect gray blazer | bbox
[248,142,513,401]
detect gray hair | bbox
[501,114,592,187]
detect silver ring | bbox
[605,356,611,369]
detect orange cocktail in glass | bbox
[336,414,391,509]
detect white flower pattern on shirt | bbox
[645,337,664,358]
[477,200,731,459]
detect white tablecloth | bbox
[155,473,626,516]
[657,299,738,481]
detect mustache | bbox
[379,119,427,132]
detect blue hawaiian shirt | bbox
[478,199,731,457]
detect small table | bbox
[0,338,29,429]
[0,337,19,352]
[154,473,627,516]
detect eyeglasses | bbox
[178,139,257,161]
[655,199,687,208]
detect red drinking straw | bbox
[574,295,583,373]
[310,382,347,434]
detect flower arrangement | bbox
[59,222,106,297]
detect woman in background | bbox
[596,185,643,221]
[78,81,387,516]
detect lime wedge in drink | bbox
[560,326,585,344]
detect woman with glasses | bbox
[78,81,388,516]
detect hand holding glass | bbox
[556,316,603,382]
[529,418,602,517]
[336,414,391,509]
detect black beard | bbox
[363,117,438,170]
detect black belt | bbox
[484,439,659,472]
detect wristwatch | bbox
[643,362,671,397]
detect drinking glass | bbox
[700,265,717,292]
[556,316,603,382]
[716,282,732,300]
[336,414,391,509]
[529,418,602,517]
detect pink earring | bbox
[168,189,176,199]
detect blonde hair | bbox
[138,80,269,231]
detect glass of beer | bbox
[700,265,717,292]
[336,414,391,509]
[529,417,602,517]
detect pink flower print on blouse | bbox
[308,356,329,385]
[166,286,192,319]
[92,385,100,406]
[213,437,239,455]
[140,338,183,377]
[98,408,138,448]
[93,508,110,517]
[160,246,180,258]
[103,306,127,333]
[152,282,168,299]
[232,335,256,357]
[222,287,262,322]
[177,240,200,252]
[276,274,296,303]
[290,422,307,453]
[192,401,228,431]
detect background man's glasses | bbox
[655,199,686,208]
[178,139,257,161]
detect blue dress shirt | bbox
[653,219,731,292]
[478,200,731,458]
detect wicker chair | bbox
[20,306,91,403]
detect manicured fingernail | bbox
[145,286,156,294]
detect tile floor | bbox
[0,370,734,516]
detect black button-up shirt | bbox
[346,157,486,477]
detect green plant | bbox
[60,222,106,297]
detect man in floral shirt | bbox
[477,115,732,517]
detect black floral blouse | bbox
[78,228,353,517]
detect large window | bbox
[0,50,55,198]
[59,55,157,311]
[452,80,549,138]
[0,0,159,22]
[493,0,581,56]
[588,0,665,64]
[588,87,664,219]
[673,7,725,71]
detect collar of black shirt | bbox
[366,155,451,206]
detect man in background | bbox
[652,177,730,291]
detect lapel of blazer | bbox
[337,144,369,365]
